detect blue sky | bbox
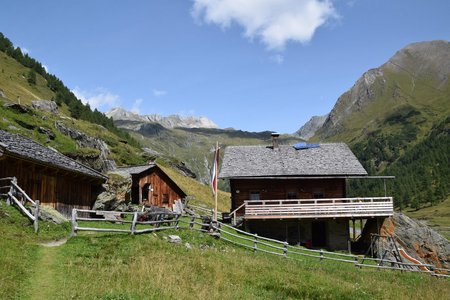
[0,0,449,133]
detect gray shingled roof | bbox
[0,130,107,180]
[113,164,156,177]
[219,143,368,178]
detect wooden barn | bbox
[0,130,107,217]
[115,164,186,209]
[219,134,394,250]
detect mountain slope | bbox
[310,40,450,209]
[315,40,450,143]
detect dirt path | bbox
[28,240,67,299]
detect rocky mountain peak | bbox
[295,114,328,140]
[106,107,218,129]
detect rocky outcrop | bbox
[374,213,450,269]
[31,100,59,114]
[3,102,28,113]
[93,171,132,211]
[106,107,218,129]
[55,121,117,172]
[295,114,328,140]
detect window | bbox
[162,194,169,204]
[250,192,260,201]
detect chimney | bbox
[271,133,280,150]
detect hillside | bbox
[0,33,145,168]
[111,109,303,184]
[308,40,450,210]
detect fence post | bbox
[6,177,16,206]
[175,214,180,230]
[354,255,359,267]
[320,250,324,261]
[131,211,138,235]
[189,216,194,230]
[283,242,288,257]
[253,233,258,254]
[34,200,40,233]
[71,208,78,237]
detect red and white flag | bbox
[211,145,220,196]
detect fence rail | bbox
[71,209,181,236]
[1,177,39,232]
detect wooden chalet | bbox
[114,164,186,209]
[0,130,107,217]
[219,134,394,250]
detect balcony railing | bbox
[230,197,393,221]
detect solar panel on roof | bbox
[293,142,320,150]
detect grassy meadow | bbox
[1,204,449,300]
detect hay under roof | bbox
[219,143,368,179]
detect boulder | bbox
[168,235,182,244]
[92,171,132,211]
[379,213,450,269]
[31,100,59,114]
[31,205,67,224]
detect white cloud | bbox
[192,0,338,50]
[42,65,49,72]
[152,89,167,97]
[71,87,120,111]
[131,98,143,114]
[270,54,284,64]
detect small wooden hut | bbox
[115,164,186,208]
[0,130,107,217]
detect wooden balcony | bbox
[231,197,393,220]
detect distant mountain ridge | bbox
[106,107,218,129]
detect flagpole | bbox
[214,141,219,222]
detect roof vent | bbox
[271,133,280,150]
[293,142,320,150]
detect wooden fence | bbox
[68,207,449,278]
[209,221,450,278]
[0,177,39,232]
[71,208,181,236]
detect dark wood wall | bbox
[131,167,185,208]
[230,178,346,210]
[0,155,103,217]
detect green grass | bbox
[1,204,449,299]
[404,197,450,240]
